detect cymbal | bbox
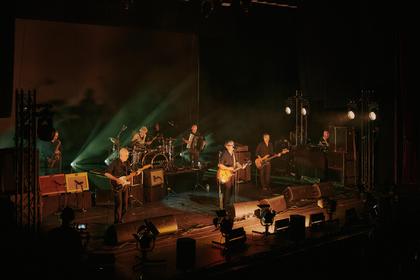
[109,137,119,144]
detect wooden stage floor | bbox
[40,175,368,280]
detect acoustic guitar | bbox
[255,148,289,170]
[112,164,152,192]
[217,160,252,184]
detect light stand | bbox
[132,220,165,272]
[252,204,276,238]
[212,211,246,251]
[285,90,309,147]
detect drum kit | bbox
[106,124,207,171]
[128,136,178,170]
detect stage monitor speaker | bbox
[144,168,164,187]
[234,151,251,182]
[176,237,196,270]
[104,215,177,245]
[148,214,178,235]
[65,172,89,193]
[233,200,259,219]
[39,173,66,196]
[283,184,320,202]
[104,220,144,245]
[260,195,287,213]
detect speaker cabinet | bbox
[260,195,287,213]
[144,168,164,187]
[233,200,259,219]
[235,151,251,183]
[65,172,89,193]
[39,173,66,196]
[283,184,320,202]
[104,215,178,245]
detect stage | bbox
[39,171,368,280]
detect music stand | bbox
[74,180,87,213]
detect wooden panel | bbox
[39,173,66,195]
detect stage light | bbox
[301,107,307,116]
[285,106,291,115]
[212,210,246,250]
[132,219,164,270]
[346,100,357,120]
[309,212,325,230]
[253,204,276,237]
[347,110,355,120]
[368,111,377,121]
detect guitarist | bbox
[105,148,133,224]
[217,140,243,213]
[255,133,274,191]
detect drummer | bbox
[131,126,154,148]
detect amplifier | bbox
[144,168,164,187]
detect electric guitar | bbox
[217,160,252,184]
[112,164,152,192]
[255,148,289,170]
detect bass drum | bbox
[142,151,168,169]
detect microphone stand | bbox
[218,151,223,210]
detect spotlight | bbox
[309,212,325,229]
[213,210,233,236]
[347,100,357,120]
[274,218,290,235]
[132,219,164,270]
[368,111,377,121]
[285,106,291,115]
[347,110,356,120]
[253,204,276,237]
[301,107,307,116]
[212,210,246,251]
[368,102,378,121]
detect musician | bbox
[319,129,330,151]
[183,124,206,168]
[256,133,274,191]
[104,148,131,224]
[218,140,242,212]
[47,130,62,173]
[131,126,154,147]
[318,129,330,180]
